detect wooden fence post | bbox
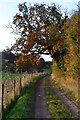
[2,84,4,118]
[78,75,80,118]
[13,80,15,100]
[0,84,2,120]
[20,78,22,95]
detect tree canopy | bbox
[10,2,68,58]
[8,2,70,72]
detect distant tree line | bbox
[2,50,51,73]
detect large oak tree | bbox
[9,2,68,71]
[10,2,68,56]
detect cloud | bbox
[41,54,52,61]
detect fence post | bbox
[13,80,15,100]
[2,84,4,118]
[20,78,22,95]
[0,84,2,120]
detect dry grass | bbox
[44,77,75,119]
[51,70,78,103]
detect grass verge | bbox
[43,77,76,119]
[2,74,44,119]
[51,79,78,104]
[3,82,35,119]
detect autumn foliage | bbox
[14,54,45,73]
[10,3,67,57]
[8,2,79,79]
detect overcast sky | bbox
[0,0,79,61]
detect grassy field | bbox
[43,68,51,75]
[0,72,23,83]
[43,77,76,119]
[0,71,45,83]
[2,72,23,81]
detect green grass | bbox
[43,68,51,75]
[43,77,76,119]
[3,82,35,119]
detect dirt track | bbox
[34,77,51,118]
[33,76,79,119]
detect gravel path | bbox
[34,77,51,118]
